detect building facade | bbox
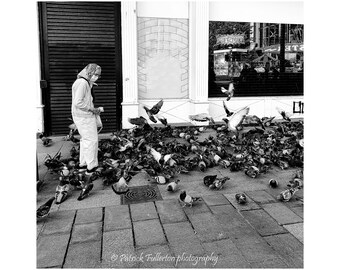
[36,1,304,134]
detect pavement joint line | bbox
[61,209,77,268]
[128,204,137,249]
[258,230,290,237]
[181,204,199,236]
[100,207,105,263]
[236,207,261,212]
[153,201,170,244]
[263,231,291,238]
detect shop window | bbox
[209,21,303,98]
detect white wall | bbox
[137,1,189,18]
[209,1,303,24]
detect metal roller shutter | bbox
[39,1,122,135]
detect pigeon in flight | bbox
[224,106,250,132]
[221,82,235,101]
[223,101,234,117]
[143,99,164,123]
[276,107,292,122]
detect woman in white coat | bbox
[71,63,103,176]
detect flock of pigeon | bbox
[37,84,304,219]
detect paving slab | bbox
[37,234,70,268]
[71,222,102,244]
[249,257,289,268]
[163,221,205,256]
[133,219,167,247]
[209,205,259,240]
[75,207,103,224]
[262,202,303,225]
[104,205,131,231]
[130,202,158,222]
[202,193,231,206]
[290,205,304,218]
[223,192,261,211]
[37,222,45,239]
[240,209,287,236]
[186,212,229,242]
[136,244,176,268]
[101,229,138,268]
[264,233,303,268]
[232,236,285,264]
[101,245,140,268]
[40,210,76,235]
[155,199,187,224]
[57,189,121,211]
[63,240,102,268]
[283,223,304,243]
[245,190,277,204]
[202,239,251,268]
[182,200,210,215]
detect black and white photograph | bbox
[3,0,339,269]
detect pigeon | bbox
[288,178,303,189]
[145,99,163,115]
[221,82,235,101]
[224,106,249,132]
[77,174,94,201]
[39,133,52,146]
[44,151,63,171]
[151,175,167,184]
[198,160,207,172]
[276,107,292,122]
[189,113,215,124]
[146,146,162,164]
[261,116,276,127]
[269,179,279,188]
[166,179,180,192]
[37,197,55,219]
[223,101,234,117]
[245,166,260,178]
[246,115,266,130]
[203,175,218,187]
[179,190,201,207]
[55,182,70,204]
[156,115,168,126]
[235,193,247,204]
[277,187,299,202]
[209,176,230,190]
[143,99,164,123]
[112,177,129,194]
[128,116,149,127]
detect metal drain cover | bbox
[120,185,163,205]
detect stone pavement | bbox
[37,133,303,268]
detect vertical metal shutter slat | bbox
[43,2,122,135]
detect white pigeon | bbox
[221,82,235,101]
[146,146,162,164]
[225,106,250,132]
[166,179,180,192]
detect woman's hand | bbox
[90,107,101,115]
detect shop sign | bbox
[263,43,303,53]
[216,34,245,45]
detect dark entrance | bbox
[38,2,122,135]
